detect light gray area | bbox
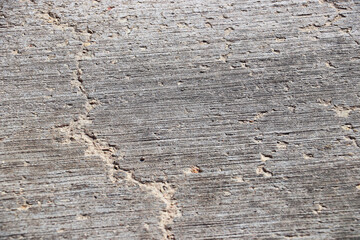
[1,0,360,239]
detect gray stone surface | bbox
[1,0,360,239]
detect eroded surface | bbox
[1,0,360,239]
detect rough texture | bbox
[1,0,360,239]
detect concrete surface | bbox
[1,0,360,239]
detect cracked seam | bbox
[318,0,359,45]
[33,4,181,239]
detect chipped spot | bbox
[239,110,274,125]
[254,110,274,120]
[317,98,331,106]
[253,136,263,143]
[224,27,234,36]
[341,124,353,131]
[240,61,249,68]
[313,203,326,215]
[300,25,320,32]
[233,176,244,182]
[177,22,189,28]
[219,55,227,63]
[303,153,314,159]
[199,40,210,45]
[271,48,280,54]
[325,61,336,68]
[277,141,288,150]
[256,165,273,178]
[219,53,231,63]
[199,65,210,72]
[333,106,352,118]
[17,204,30,211]
[223,191,232,196]
[275,37,286,42]
[344,136,359,147]
[260,153,273,162]
[76,214,90,220]
[190,166,202,174]
[184,166,202,174]
[239,119,254,124]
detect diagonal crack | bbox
[32,3,181,239]
[71,49,181,240]
[317,0,359,45]
[300,0,359,46]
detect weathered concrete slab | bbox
[1,0,360,239]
